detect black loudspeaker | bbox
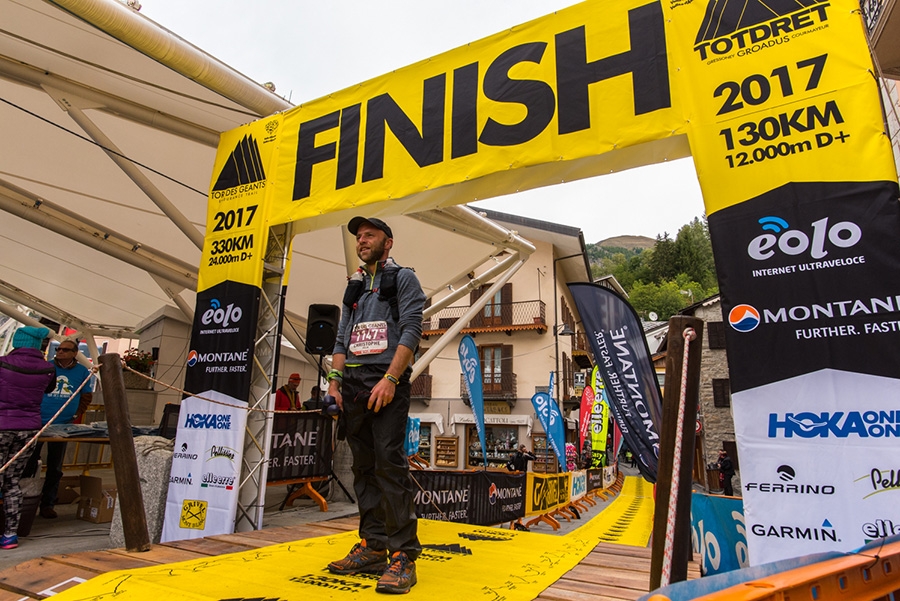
[305,304,340,355]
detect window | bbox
[481,345,503,394]
[708,322,727,349]
[713,378,731,407]
[470,283,512,327]
[466,425,518,470]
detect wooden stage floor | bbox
[0,515,699,600]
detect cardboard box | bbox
[75,475,117,523]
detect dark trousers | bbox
[722,475,734,496]
[23,441,66,509]
[0,430,36,536]
[343,365,420,560]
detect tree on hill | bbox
[587,216,718,319]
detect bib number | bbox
[349,321,388,355]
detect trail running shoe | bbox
[376,551,417,594]
[327,540,388,575]
[0,535,18,550]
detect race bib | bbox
[349,320,388,355]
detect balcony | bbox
[423,300,547,337]
[459,372,517,405]
[862,0,900,79]
[410,373,432,404]
[572,332,594,369]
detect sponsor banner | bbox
[587,468,604,492]
[162,391,247,542]
[603,465,617,489]
[184,281,259,400]
[411,470,526,525]
[569,283,663,482]
[571,470,587,501]
[531,392,567,468]
[734,371,900,561]
[590,381,610,468]
[406,417,421,457]
[526,472,572,516]
[201,119,281,291]
[578,385,593,452]
[459,335,487,466]
[214,0,685,230]
[691,492,749,576]
[665,0,900,564]
[267,414,334,482]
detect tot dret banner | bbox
[195,0,898,564]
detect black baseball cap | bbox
[348,216,393,239]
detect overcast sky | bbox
[139,0,706,243]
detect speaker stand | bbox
[328,470,355,503]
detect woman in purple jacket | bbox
[0,326,55,549]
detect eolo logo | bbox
[747,216,862,261]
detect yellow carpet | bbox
[53,476,653,600]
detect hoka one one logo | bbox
[769,411,900,438]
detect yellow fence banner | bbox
[526,472,572,516]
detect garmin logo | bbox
[751,519,838,541]
[169,475,192,486]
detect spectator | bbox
[717,449,736,496]
[274,373,301,410]
[23,338,94,519]
[0,327,56,549]
[508,444,536,472]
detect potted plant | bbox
[123,348,154,389]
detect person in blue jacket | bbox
[23,338,93,519]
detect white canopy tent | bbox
[1,0,593,531]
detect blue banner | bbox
[531,391,566,469]
[569,283,663,483]
[458,335,487,468]
[690,492,749,576]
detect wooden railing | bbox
[423,300,547,335]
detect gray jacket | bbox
[334,259,425,368]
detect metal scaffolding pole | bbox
[235,222,292,531]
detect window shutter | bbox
[708,322,727,349]
[712,378,731,407]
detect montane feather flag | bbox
[459,335,487,469]
[569,283,663,482]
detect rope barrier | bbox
[660,327,696,587]
[121,363,323,416]
[0,365,99,475]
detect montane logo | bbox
[211,134,266,193]
[694,0,830,60]
[769,411,900,438]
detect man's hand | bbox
[328,381,344,412]
[367,377,396,413]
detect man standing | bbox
[326,216,425,594]
[274,373,301,411]
[302,385,324,411]
[24,339,93,519]
[717,449,736,496]
[508,444,536,472]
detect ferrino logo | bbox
[747,216,862,262]
[744,464,835,495]
[183,413,232,430]
[769,410,900,438]
[728,294,900,332]
[694,0,830,61]
[201,298,243,328]
[210,134,266,199]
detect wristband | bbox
[327,369,343,383]
[384,373,400,385]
